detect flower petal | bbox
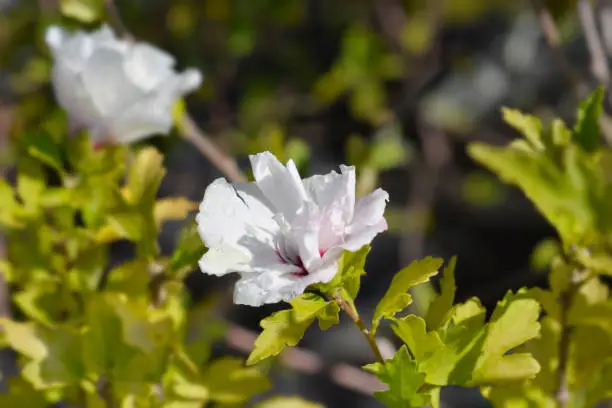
[233,260,337,306]
[123,43,176,91]
[250,152,307,218]
[303,164,356,222]
[81,48,145,118]
[197,178,281,277]
[51,65,102,135]
[342,188,389,251]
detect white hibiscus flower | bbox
[196,151,389,306]
[45,24,202,146]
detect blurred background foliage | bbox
[1,0,612,406]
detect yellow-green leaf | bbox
[60,0,104,23]
[247,310,312,365]
[254,396,324,408]
[426,256,457,330]
[154,197,198,227]
[372,257,443,333]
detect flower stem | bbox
[178,115,247,183]
[333,293,385,364]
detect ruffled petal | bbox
[233,260,337,306]
[45,26,93,70]
[342,188,389,250]
[303,164,355,222]
[197,178,281,277]
[250,152,307,219]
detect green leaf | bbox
[419,298,487,385]
[69,244,108,292]
[82,293,173,382]
[290,293,328,322]
[104,260,150,298]
[363,345,431,407]
[247,310,312,365]
[154,197,198,227]
[583,359,612,407]
[17,156,46,213]
[21,131,63,174]
[126,147,166,209]
[315,301,340,330]
[0,178,24,227]
[468,142,600,245]
[13,284,66,326]
[59,0,104,23]
[472,296,541,384]
[501,107,543,150]
[392,315,443,362]
[567,325,612,390]
[573,86,604,153]
[254,396,324,408]
[105,209,144,242]
[372,257,443,333]
[169,220,206,278]
[201,357,270,403]
[482,384,556,408]
[0,377,49,406]
[1,319,85,388]
[290,293,341,331]
[426,256,457,330]
[316,245,370,300]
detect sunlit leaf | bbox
[254,396,324,408]
[154,197,198,228]
[372,257,443,334]
[201,357,270,403]
[472,295,541,384]
[247,310,312,365]
[363,345,431,407]
[60,0,104,23]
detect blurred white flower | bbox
[44,24,202,145]
[196,151,388,306]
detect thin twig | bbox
[103,0,246,183]
[178,115,247,182]
[577,0,611,85]
[331,293,385,364]
[531,0,588,98]
[103,0,133,40]
[373,0,407,51]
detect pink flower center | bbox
[275,248,328,278]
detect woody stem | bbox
[332,293,385,364]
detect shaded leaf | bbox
[21,131,63,173]
[574,86,604,153]
[426,256,457,330]
[201,357,270,403]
